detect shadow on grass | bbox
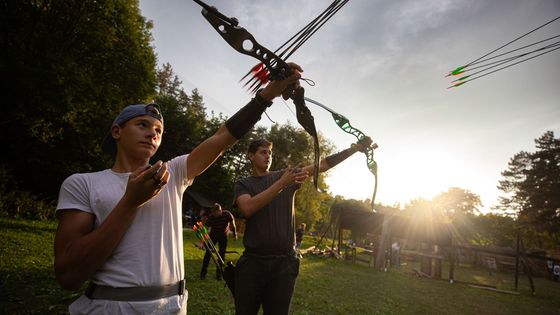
[0,266,78,315]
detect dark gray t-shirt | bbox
[234,170,300,253]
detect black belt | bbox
[244,247,295,257]
[85,280,185,301]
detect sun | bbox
[326,144,483,208]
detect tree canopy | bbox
[1,0,157,200]
[497,131,560,245]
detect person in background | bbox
[295,223,306,258]
[391,241,401,267]
[200,203,238,280]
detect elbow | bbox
[54,264,86,291]
[56,274,85,291]
[237,206,254,219]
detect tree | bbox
[1,0,157,218]
[432,187,482,217]
[402,197,442,223]
[470,214,517,247]
[401,189,482,245]
[497,131,560,243]
[1,0,157,199]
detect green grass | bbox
[1,217,560,314]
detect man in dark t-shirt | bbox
[200,203,237,280]
[233,136,372,315]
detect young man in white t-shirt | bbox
[54,64,302,314]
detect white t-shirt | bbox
[56,155,191,314]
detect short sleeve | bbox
[56,174,92,214]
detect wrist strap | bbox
[325,148,355,169]
[225,92,272,139]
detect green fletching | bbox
[451,66,465,75]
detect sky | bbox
[139,0,560,213]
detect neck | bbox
[252,166,269,177]
[112,153,151,173]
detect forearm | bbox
[54,200,140,290]
[230,219,238,238]
[320,146,358,172]
[187,126,236,180]
[237,180,287,218]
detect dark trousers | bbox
[234,254,300,315]
[200,233,228,277]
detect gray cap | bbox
[101,103,164,155]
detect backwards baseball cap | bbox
[101,103,164,155]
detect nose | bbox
[147,127,160,141]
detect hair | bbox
[212,203,222,212]
[247,139,273,154]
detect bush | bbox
[0,165,55,220]
[0,189,56,220]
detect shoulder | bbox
[62,169,111,188]
[165,154,191,186]
[166,154,188,170]
[57,170,113,213]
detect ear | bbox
[110,124,122,141]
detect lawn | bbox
[1,218,559,314]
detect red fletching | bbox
[240,63,270,94]
[255,67,269,84]
[251,63,264,73]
